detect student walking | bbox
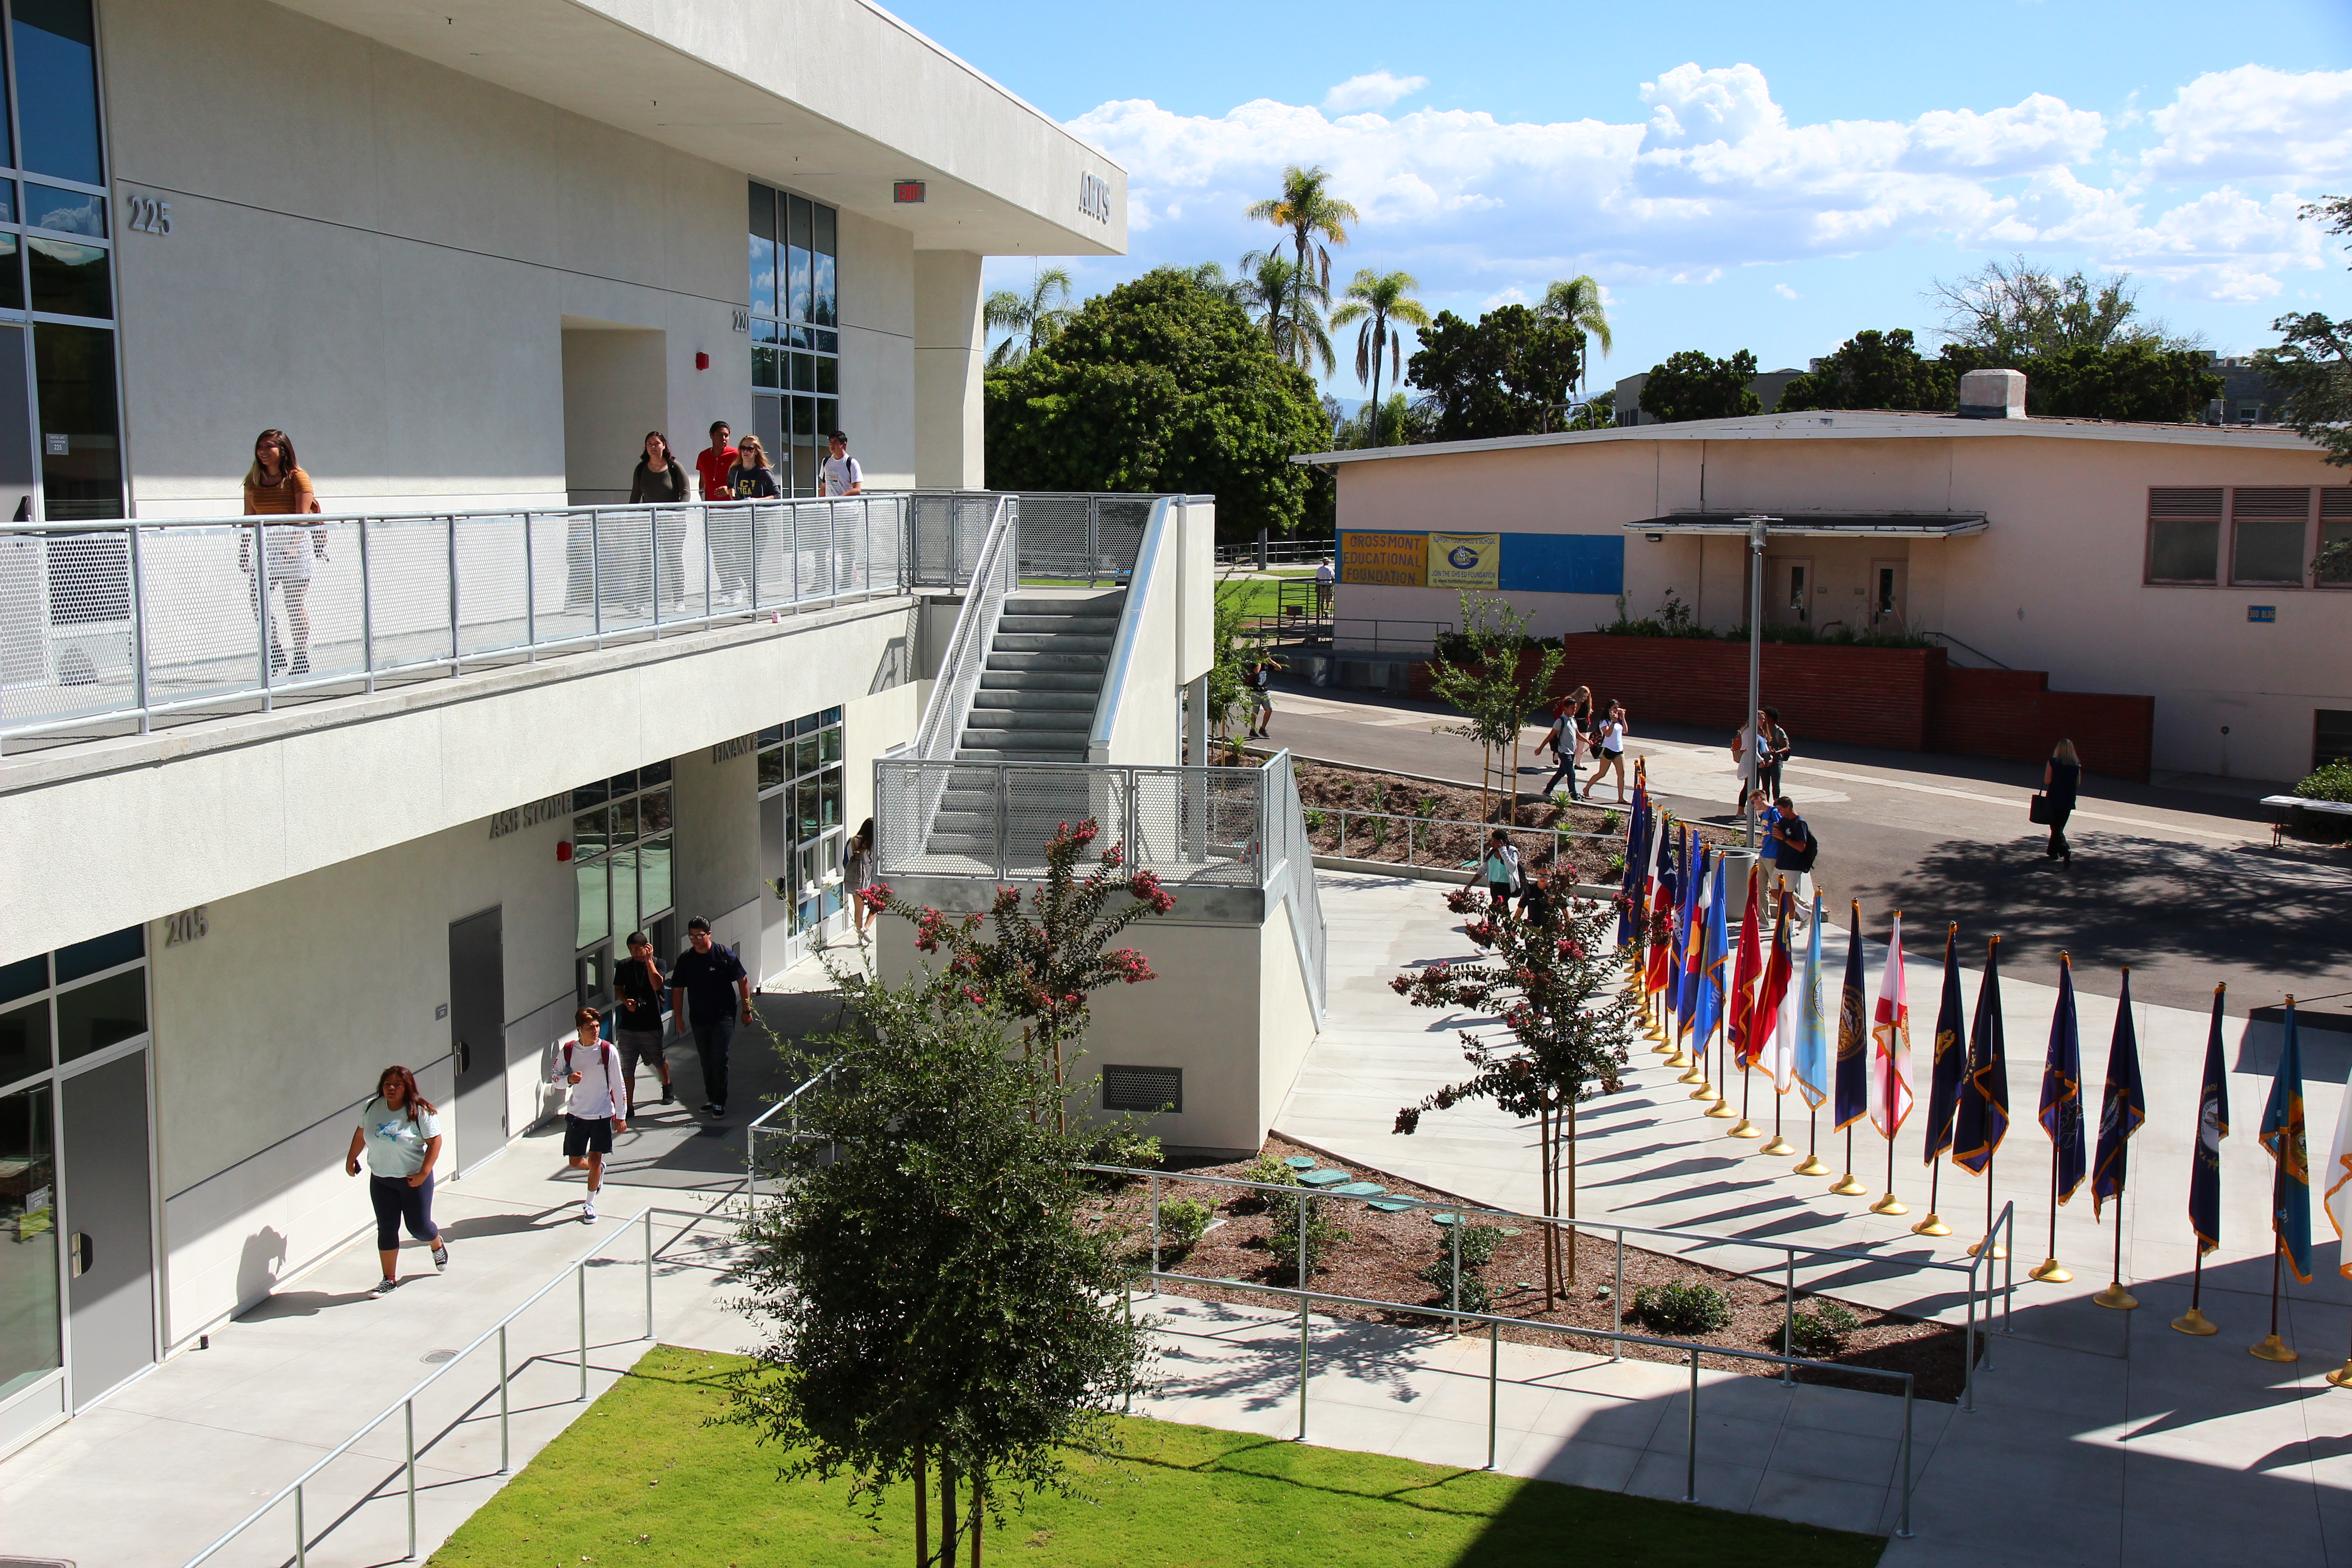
[728,435,781,500]
[819,431,863,496]
[1536,698,1580,800]
[1588,701,1630,803]
[669,917,753,1118]
[1769,796,1818,911]
[1755,707,1792,801]
[845,818,878,943]
[1730,707,1788,815]
[552,1008,627,1221]
[343,1064,446,1294]
[1245,655,1281,739]
[1470,828,1522,914]
[630,431,691,606]
[2039,739,2081,864]
[695,420,739,504]
[241,428,325,676]
[612,932,672,1113]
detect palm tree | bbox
[1236,249,1334,375]
[1538,275,1614,400]
[984,265,1074,368]
[1329,269,1431,446]
[1246,165,1360,294]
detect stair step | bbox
[985,652,1110,674]
[971,689,1096,710]
[955,748,1090,763]
[978,670,1101,692]
[962,712,1092,733]
[1004,593,1125,616]
[995,613,1123,635]
[990,633,1114,655]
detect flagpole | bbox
[2030,1160,2072,1282]
[2172,981,2227,1335]
[2173,1249,2216,1334]
[2094,1216,2136,1309]
[1796,1105,1826,1176]
[1966,1157,2004,1259]
[1831,1127,1867,1196]
[2251,992,2301,1363]
[1913,1164,1950,1237]
[1764,1077,1791,1156]
[1871,1136,1907,1215]
[1705,1015,1736,1117]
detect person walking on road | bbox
[2040,739,2081,865]
[344,1064,446,1294]
[1587,700,1630,803]
[612,932,672,1114]
[1246,654,1281,739]
[552,1008,627,1221]
[1536,697,1581,801]
[670,917,753,1118]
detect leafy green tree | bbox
[1328,391,1431,449]
[983,266,1073,370]
[1638,348,1761,422]
[1774,329,1950,412]
[1236,249,1333,375]
[1539,275,1614,400]
[1406,306,1584,441]
[1246,163,1360,294]
[2029,342,2222,422]
[1927,255,2192,361]
[1426,592,1561,823]
[984,268,1329,539]
[2259,197,2352,547]
[1329,270,1432,447]
[727,975,1150,1568]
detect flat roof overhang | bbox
[274,0,1126,256]
[1625,512,1989,539]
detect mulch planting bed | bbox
[1084,1133,1971,1404]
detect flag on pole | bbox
[2091,966,2146,1220]
[1645,825,1678,997]
[1869,913,1913,1138]
[2259,1001,2313,1284]
[1921,925,1965,1166]
[1757,887,1796,1089]
[2039,955,2086,1205]
[1675,842,1707,1030]
[2323,1014,2352,1276]
[2188,985,2229,1255]
[1616,787,1648,945]
[1952,938,2009,1176]
[1791,894,1830,1110]
[1832,906,1869,1132]
[1728,864,1764,1065]
[1693,857,1730,1051]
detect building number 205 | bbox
[125,193,173,234]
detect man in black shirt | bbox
[612,931,672,1113]
[668,916,753,1118]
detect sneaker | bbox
[704,1102,722,1117]
[710,1103,726,1118]
[583,1193,598,1222]
[660,1083,674,1105]
[374,1277,398,1295]
[431,1243,449,1270]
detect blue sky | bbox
[887,0,2352,398]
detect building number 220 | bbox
[125,193,173,235]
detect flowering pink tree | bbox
[862,817,1176,1132]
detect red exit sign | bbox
[893,180,925,204]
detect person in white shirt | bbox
[551,1007,627,1221]
[1313,558,1334,615]
[819,430,862,497]
[1588,700,1630,803]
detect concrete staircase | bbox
[956,591,1125,763]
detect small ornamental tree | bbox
[727,978,1150,1568]
[1427,593,1562,824]
[1392,877,1640,1306]
[860,818,1176,1131]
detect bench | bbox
[2259,794,2352,847]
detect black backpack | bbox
[1781,816,1820,873]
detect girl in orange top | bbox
[242,428,325,675]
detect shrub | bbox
[1156,1196,1212,1255]
[1080,1127,1163,1173]
[1632,1281,1734,1335]
[1235,1154,1298,1211]
[1416,1258,1492,1315]
[1268,1192,1348,1283]
[1454,1222,1506,1269]
[2297,761,2352,804]
[1601,810,1622,834]
[1788,1297,1862,1357]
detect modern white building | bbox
[0,0,1239,1460]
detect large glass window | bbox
[2231,488,2313,586]
[758,707,845,931]
[2322,490,2352,588]
[0,1080,59,1405]
[747,182,840,499]
[13,0,102,186]
[573,762,675,958]
[2145,488,2221,585]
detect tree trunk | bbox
[1565,1099,1579,1284]
[916,1443,929,1568]
[970,1475,984,1567]
[941,1459,958,1567]
[1539,1103,1557,1311]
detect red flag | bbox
[1752,885,1794,1056]
[1728,864,1764,1065]
[1644,856,1676,996]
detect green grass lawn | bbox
[429,1348,1884,1568]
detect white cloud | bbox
[1322,71,1428,115]
[1480,285,1531,309]
[2144,66,2352,181]
[1773,283,1800,299]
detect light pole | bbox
[1735,515,1779,850]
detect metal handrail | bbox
[1925,630,2013,670]
[909,493,1018,764]
[1086,495,1176,761]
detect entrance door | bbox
[447,909,508,1174]
[60,1051,153,1410]
[1868,559,1909,631]
[1768,557,1814,628]
[0,326,34,522]
[759,793,793,981]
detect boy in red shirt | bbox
[695,420,738,502]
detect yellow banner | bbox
[1338,531,1427,587]
[1427,532,1501,590]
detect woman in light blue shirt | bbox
[343,1065,447,1294]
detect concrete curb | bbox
[1311,854,1616,900]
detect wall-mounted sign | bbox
[1078,172,1113,223]
[1427,532,1501,590]
[43,433,66,456]
[162,906,207,946]
[893,180,926,204]
[488,791,571,839]
[729,308,750,333]
[2247,605,2277,623]
[711,734,759,764]
[124,192,172,234]
[1338,531,1428,586]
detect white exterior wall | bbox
[912,252,986,489]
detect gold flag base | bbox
[1868,1192,1909,1215]
[1965,1240,2008,1259]
[1828,1171,1868,1196]
[2170,1308,2218,1336]
[2250,1333,2299,1364]
[2092,1283,2138,1311]
[1704,1098,1738,1119]
[2324,1362,2352,1388]
[1760,1134,1793,1156]
[1676,1061,1704,1084]
[1664,1045,1689,1068]
[2028,1257,2072,1283]
[1911,1212,1952,1237]
[1792,1153,1829,1176]
[1728,1118,1760,1138]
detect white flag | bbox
[1869,914,1913,1138]
[2326,1074,2352,1274]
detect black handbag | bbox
[2028,793,2055,825]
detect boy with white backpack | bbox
[552,1007,628,1221]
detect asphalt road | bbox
[1259,680,2352,1019]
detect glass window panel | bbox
[816,399,838,446]
[752,343,778,390]
[0,956,46,1006]
[640,759,671,787]
[29,240,108,319]
[0,184,11,224]
[54,926,139,984]
[640,787,672,835]
[821,768,842,828]
[750,182,776,241]
[791,397,818,500]
[823,706,843,725]
[571,779,609,809]
[575,860,610,951]
[23,183,102,237]
[756,725,784,746]
[0,1082,60,1405]
[813,252,836,328]
[610,794,638,845]
[610,848,639,943]
[751,318,777,344]
[755,396,785,495]
[14,0,103,186]
[641,834,672,918]
[811,202,833,258]
[2146,518,2218,583]
[607,769,637,796]
[573,806,608,857]
[757,745,784,791]
[792,713,818,736]
[814,329,838,355]
[2322,514,2352,586]
[795,777,819,842]
[820,725,842,764]
[788,194,813,250]
[787,246,811,322]
[793,735,819,776]
[785,323,808,350]
[0,998,50,1081]
[35,322,119,519]
[749,234,776,320]
[2233,518,2307,584]
[0,235,21,313]
[815,356,838,396]
[56,967,144,1061]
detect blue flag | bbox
[1952,937,2009,1176]
[1616,790,1648,945]
[1792,894,1830,1110]
[2187,985,2229,1255]
[1921,925,1965,1164]
[1832,904,1868,1132]
[2091,966,2146,1220]
[2259,1001,2313,1284]
[2039,955,2086,1205]
[1692,857,1729,1050]
[1676,843,1709,1031]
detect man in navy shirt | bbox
[667,916,753,1118]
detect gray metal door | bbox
[61,1051,154,1410]
[447,909,507,1173]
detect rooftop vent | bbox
[1958,368,2026,420]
